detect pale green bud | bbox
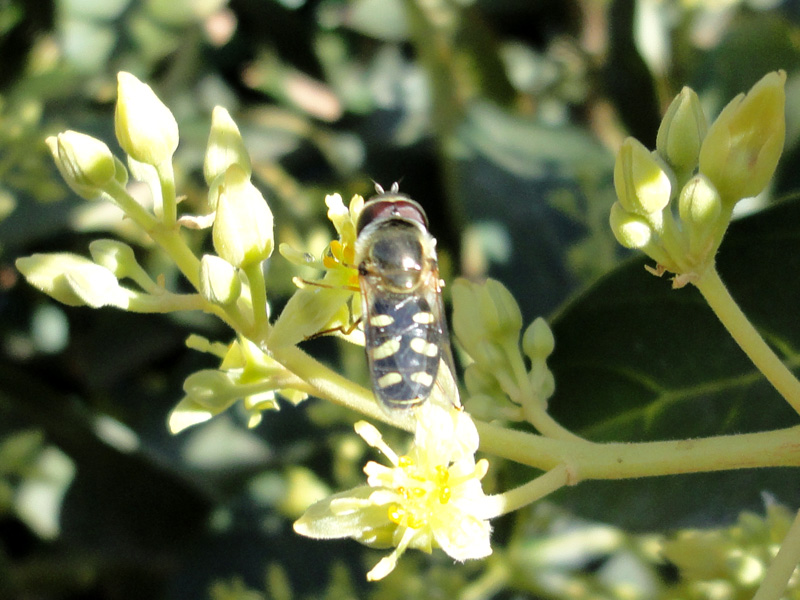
[451,278,485,353]
[89,239,139,279]
[522,317,554,361]
[478,278,523,340]
[204,106,251,185]
[212,165,274,268]
[656,87,707,177]
[46,131,116,200]
[678,174,722,255]
[699,71,786,204]
[112,156,129,187]
[181,370,240,408]
[471,341,506,369]
[464,363,504,398]
[268,284,353,348]
[199,254,241,305]
[16,253,126,308]
[530,366,555,400]
[609,202,653,249]
[614,137,672,216]
[167,370,239,433]
[114,72,179,166]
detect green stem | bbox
[478,464,571,519]
[273,341,800,477]
[751,508,800,600]
[157,159,177,227]
[104,180,201,289]
[243,262,268,337]
[505,342,585,442]
[104,180,158,231]
[476,420,800,477]
[694,265,800,415]
[271,345,393,426]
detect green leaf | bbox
[547,199,800,529]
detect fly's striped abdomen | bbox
[365,294,441,408]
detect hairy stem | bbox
[274,343,800,477]
[695,265,800,415]
[476,420,800,478]
[478,464,571,519]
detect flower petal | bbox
[432,510,492,561]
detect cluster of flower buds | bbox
[18,73,297,430]
[169,337,307,433]
[610,71,786,285]
[451,278,555,423]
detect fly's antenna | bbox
[372,179,403,196]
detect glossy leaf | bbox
[547,199,800,529]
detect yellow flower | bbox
[269,193,364,347]
[294,404,492,581]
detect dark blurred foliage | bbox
[1,0,800,597]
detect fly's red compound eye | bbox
[356,194,429,234]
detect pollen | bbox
[388,503,405,524]
[385,454,456,534]
[343,243,355,265]
[324,240,351,270]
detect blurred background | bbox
[1,0,800,598]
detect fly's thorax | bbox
[356,219,437,294]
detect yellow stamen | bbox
[388,503,405,524]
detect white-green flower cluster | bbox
[294,403,492,580]
[610,71,786,285]
[168,337,307,432]
[662,503,799,598]
[20,72,285,428]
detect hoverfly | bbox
[355,183,458,410]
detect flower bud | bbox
[478,279,523,340]
[609,202,653,249]
[268,285,352,348]
[16,253,126,308]
[212,164,274,268]
[89,239,139,279]
[46,131,116,200]
[656,86,707,178]
[203,106,251,186]
[471,341,506,369]
[522,317,555,361]
[530,365,555,401]
[614,137,672,216]
[199,254,241,305]
[167,370,239,433]
[678,174,722,255]
[114,72,179,166]
[464,363,503,397]
[699,71,786,204]
[451,278,486,354]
